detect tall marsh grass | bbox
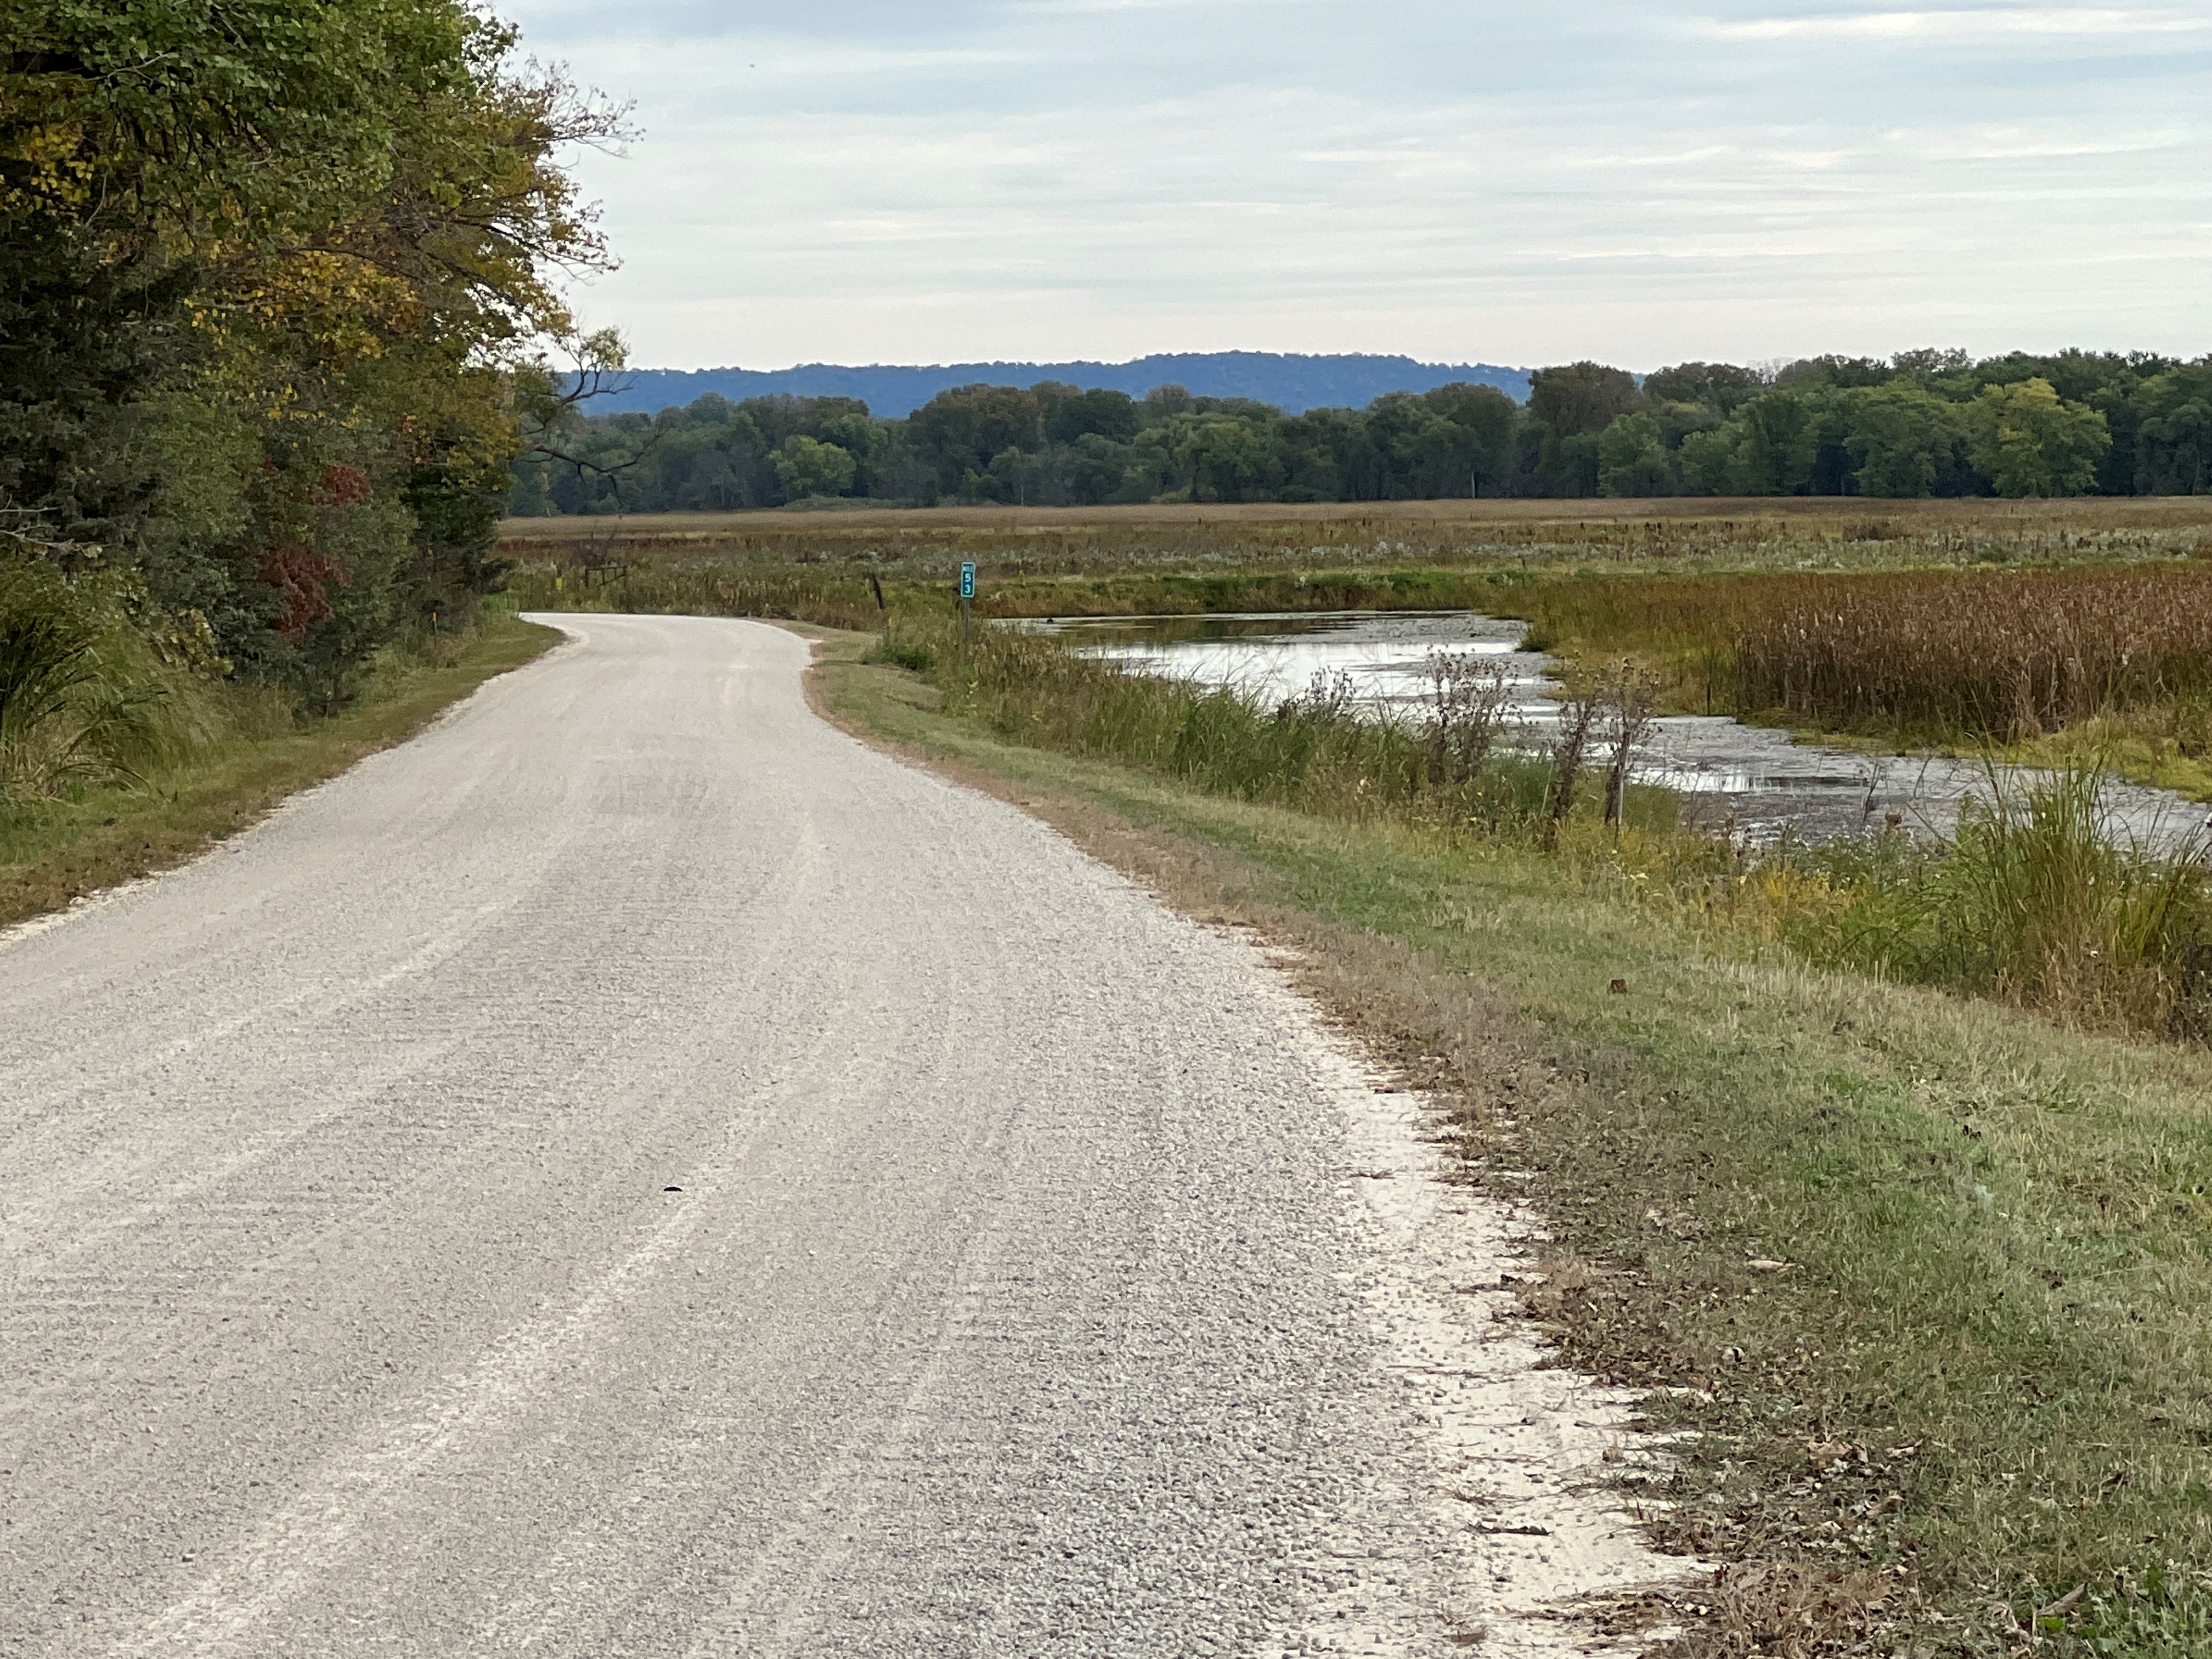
[1520,564,2212,743]
[1736,567,2212,739]
[503,560,885,631]
[501,498,2210,590]
[1825,766,2212,1032]
[1633,762,2212,1036]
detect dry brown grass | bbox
[504,495,2212,541]
[1519,563,2212,742]
[1646,1562,1897,1658]
[1736,566,2212,738]
[499,496,2212,592]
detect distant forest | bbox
[508,349,2212,515]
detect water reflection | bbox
[1020,611,2210,850]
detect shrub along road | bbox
[0,613,1674,1656]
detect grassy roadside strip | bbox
[800,623,2212,1658]
[0,614,560,932]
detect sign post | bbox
[959,562,975,651]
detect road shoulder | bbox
[0,614,561,933]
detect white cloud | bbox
[506,0,2212,369]
[1704,8,2212,40]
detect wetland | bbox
[1025,608,2212,851]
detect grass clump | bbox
[0,562,225,808]
[1618,763,2212,1040]
[0,606,555,930]
[1818,768,2212,1031]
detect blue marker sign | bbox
[960,562,976,599]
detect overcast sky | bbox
[498,1,2212,373]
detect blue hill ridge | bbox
[585,351,1531,419]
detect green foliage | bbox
[1595,411,1671,496]
[773,435,858,500]
[0,563,212,805]
[1,0,619,708]
[1836,383,1965,498]
[2135,367,2212,495]
[516,348,2209,514]
[1782,765,2212,1032]
[1967,378,2113,498]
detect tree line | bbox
[2,1,613,706]
[512,348,2212,515]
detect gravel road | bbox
[0,614,1679,1656]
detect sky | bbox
[496,0,2212,373]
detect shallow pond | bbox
[1019,611,2210,850]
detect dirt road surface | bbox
[0,615,1680,1656]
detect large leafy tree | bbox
[907,386,1045,499]
[1836,385,1965,499]
[2134,368,2212,496]
[1964,379,2111,498]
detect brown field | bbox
[500,496,2212,595]
[500,495,2212,544]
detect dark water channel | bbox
[1018,611,2210,851]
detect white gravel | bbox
[0,613,1695,1656]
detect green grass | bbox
[812,625,2212,1658]
[0,614,559,929]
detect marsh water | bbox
[1018,610,2210,850]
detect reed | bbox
[1517,564,2212,744]
[1734,567,2212,739]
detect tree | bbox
[1186,414,1284,503]
[1044,387,1140,446]
[906,385,1043,494]
[1963,378,2109,497]
[1732,391,1821,494]
[1415,383,1517,495]
[1836,385,1963,498]
[1776,355,1889,390]
[1677,426,1740,496]
[2132,368,2212,495]
[1889,347,1972,379]
[1528,362,1641,441]
[772,436,856,500]
[1596,413,1672,497]
[1526,362,1640,495]
[1643,362,1767,415]
[2,0,623,696]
